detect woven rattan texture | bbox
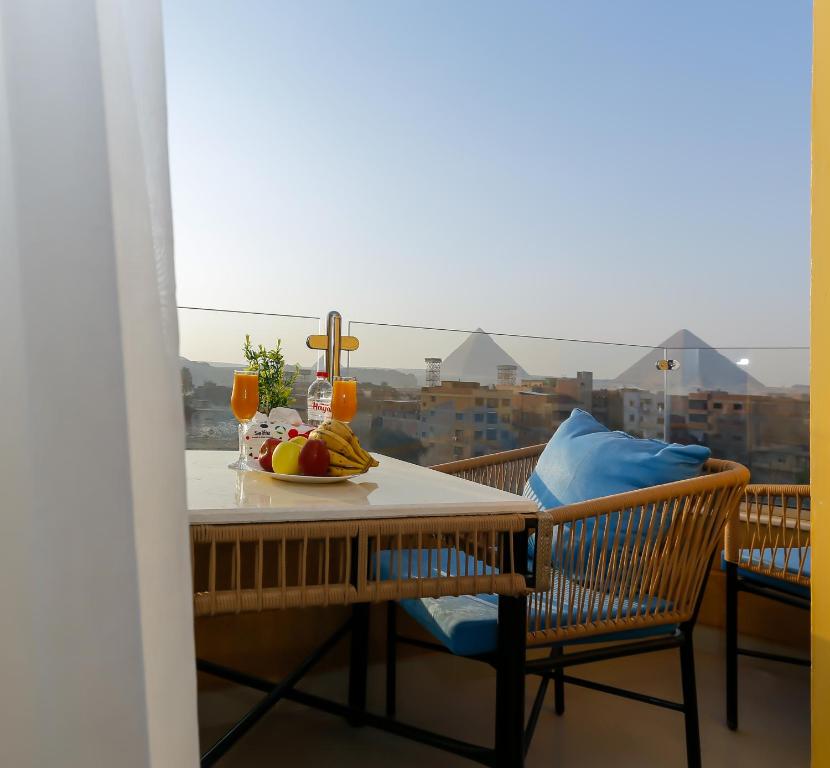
[724,485,810,590]
[435,448,749,645]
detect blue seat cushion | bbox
[722,548,810,599]
[524,409,711,561]
[378,548,675,657]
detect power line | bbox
[348,320,809,351]
[175,307,809,351]
[177,305,320,321]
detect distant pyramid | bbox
[614,329,766,394]
[440,329,530,384]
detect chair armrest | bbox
[529,460,748,627]
[543,459,749,527]
[431,444,546,474]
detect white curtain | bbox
[0,1,199,765]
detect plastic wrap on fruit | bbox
[242,409,315,462]
[268,407,304,426]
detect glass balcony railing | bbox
[178,307,320,449]
[664,345,809,485]
[345,321,644,466]
[178,308,809,485]
[345,322,809,484]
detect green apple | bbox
[272,441,302,475]
[290,435,308,446]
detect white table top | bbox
[186,450,536,524]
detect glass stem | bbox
[238,421,246,466]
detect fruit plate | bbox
[233,463,368,484]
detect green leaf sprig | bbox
[242,335,300,413]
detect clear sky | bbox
[164,1,812,378]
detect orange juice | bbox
[331,377,357,422]
[230,371,259,421]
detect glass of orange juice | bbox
[230,370,259,468]
[331,376,358,423]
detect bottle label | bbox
[308,400,332,422]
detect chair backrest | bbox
[431,444,545,494]
[724,484,811,589]
[528,458,749,645]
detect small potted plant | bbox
[237,336,305,462]
[243,335,300,413]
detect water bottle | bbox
[307,371,333,426]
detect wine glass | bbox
[230,370,259,468]
[331,376,358,423]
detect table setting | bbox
[188,312,536,768]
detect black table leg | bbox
[495,593,527,768]
[386,601,398,717]
[348,601,370,726]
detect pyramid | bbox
[440,329,530,384]
[614,329,766,394]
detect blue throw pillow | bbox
[524,409,710,561]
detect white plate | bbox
[232,462,368,484]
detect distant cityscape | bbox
[182,328,809,485]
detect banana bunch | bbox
[309,419,379,476]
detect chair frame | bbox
[384,445,749,768]
[724,484,811,731]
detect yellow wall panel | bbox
[813,1,829,762]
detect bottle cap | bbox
[316,371,329,378]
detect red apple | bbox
[258,437,280,472]
[298,439,330,476]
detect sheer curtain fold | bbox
[0,0,198,765]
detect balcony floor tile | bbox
[198,627,809,767]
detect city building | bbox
[419,380,517,463]
[513,373,593,446]
[685,390,809,484]
[606,387,660,438]
[418,372,594,463]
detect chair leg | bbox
[524,674,550,754]
[680,631,702,768]
[348,602,370,726]
[386,601,397,717]
[525,646,565,753]
[552,646,565,715]
[725,562,739,730]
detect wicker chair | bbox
[724,484,811,730]
[384,445,749,768]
